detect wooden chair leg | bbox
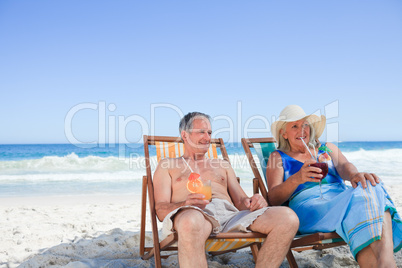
[250,243,260,262]
[140,176,148,256]
[286,249,298,268]
[154,249,162,268]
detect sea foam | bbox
[0,153,134,175]
[0,148,400,198]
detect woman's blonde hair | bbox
[276,120,320,152]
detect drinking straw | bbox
[300,138,316,160]
[311,143,317,159]
[300,124,316,160]
[182,157,194,172]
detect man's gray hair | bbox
[179,112,211,134]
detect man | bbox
[153,112,299,267]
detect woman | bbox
[267,105,401,267]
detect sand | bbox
[1,185,402,268]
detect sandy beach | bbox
[0,185,401,268]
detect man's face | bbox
[184,117,212,153]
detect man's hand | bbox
[350,172,380,189]
[184,193,210,210]
[243,194,268,211]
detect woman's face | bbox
[282,119,310,148]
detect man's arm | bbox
[224,160,267,211]
[153,159,178,221]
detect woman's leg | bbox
[356,246,377,268]
[369,211,396,267]
[357,211,396,268]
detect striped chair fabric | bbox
[205,237,265,252]
[155,141,218,161]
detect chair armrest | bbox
[253,178,259,195]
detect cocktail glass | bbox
[299,129,328,200]
[200,180,212,201]
[187,173,212,201]
[310,162,328,199]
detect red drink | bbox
[311,162,328,180]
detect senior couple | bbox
[153,106,402,268]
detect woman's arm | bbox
[266,151,321,206]
[326,142,380,188]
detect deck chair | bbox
[140,135,270,268]
[241,137,347,268]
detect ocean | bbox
[1,141,401,197]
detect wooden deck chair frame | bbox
[241,137,347,268]
[140,135,269,268]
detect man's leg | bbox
[173,209,212,268]
[248,206,299,268]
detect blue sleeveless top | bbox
[278,149,402,259]
[277,149,345,198]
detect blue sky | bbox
[1,0,401,144]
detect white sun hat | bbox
[271,105,326,142]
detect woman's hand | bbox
[243,194,268,211]
[350,172,380,188]
[294,160,323,184]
